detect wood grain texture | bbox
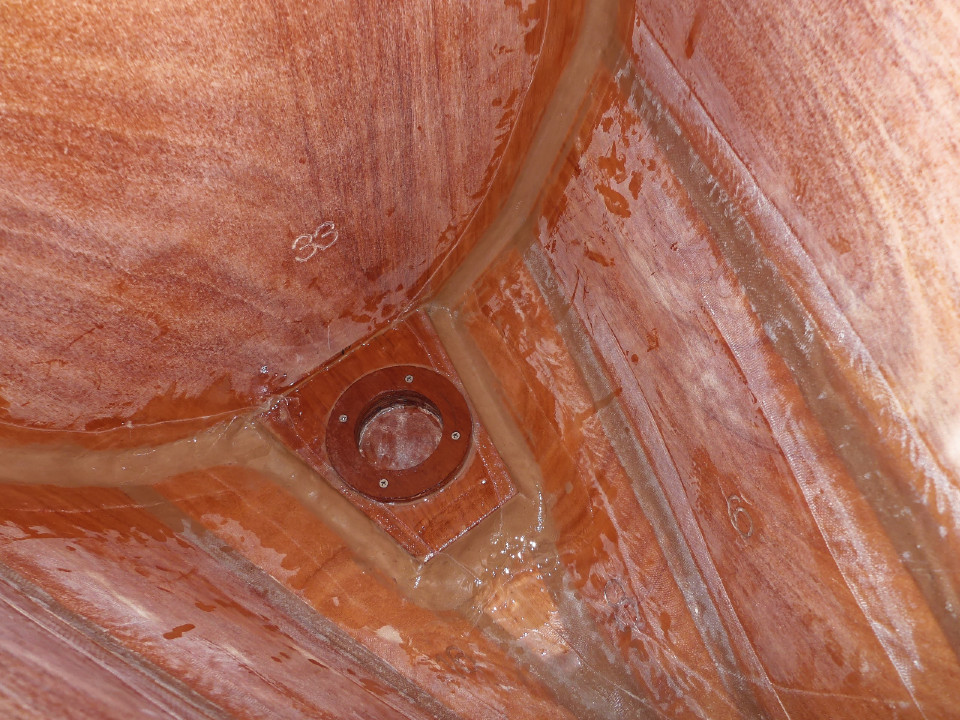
[0,0,572,437]
[632,0,960,486]
[2,0,960,717]
[263,311,515,557]
[0,484,432,720]
[460,249,744,720]
[0,576,210,720]
[629,0,960,651]
[512,60,960,717]
[154,464,579,720]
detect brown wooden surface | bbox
[263,311,516,557]
[461,249,744,719]
[0,575,210,720]
[0,484,434,720]
[633,0,960,489]
[0,0,577,439]
[628,3,960,663]
[2,0,960,718]
[155,465,580,720]
[490,64,957,717]
[320,364,473,502]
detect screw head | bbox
[379,478,389,488]
[338,414,348,423]
[451,431,461,441]
[404,374,414,383]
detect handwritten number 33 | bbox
[292,221,338,262]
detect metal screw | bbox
[451,431,461,441]
[379,478,389,488]
[338,414,348,423]
[404,374,414,383]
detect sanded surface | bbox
[632,0,960,484]
[264,312,515,556]
[498,52,960,717]
[1,0,959,718]
[0,578,198,720]
[461,250,742,720]
[0,484,429,720]
[155,465,579,720]
[0,0,563,435]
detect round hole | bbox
[357,394,443,471]
[325,365,473,502]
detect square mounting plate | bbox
[261,312,516,557]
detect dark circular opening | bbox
[356,391,443,471]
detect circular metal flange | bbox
[325,365,473,502]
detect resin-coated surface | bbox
[2,0,960,717]
[0,0,577,436]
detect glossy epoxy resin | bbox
[2,1,960,718]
